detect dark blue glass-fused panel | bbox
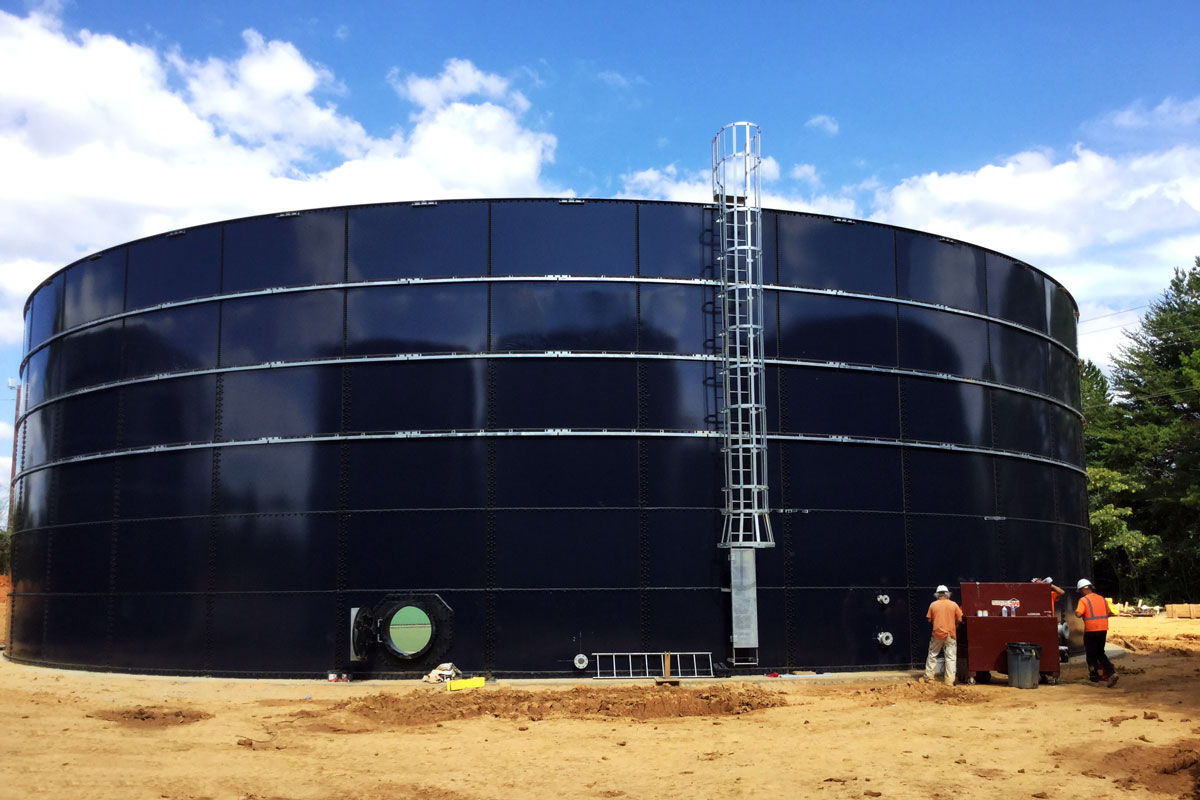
[120,450,213,520]
[120,375,216,448]
[780,367,900,439]
[213,514,336,591]
[63,249,126,329]
[209,593,333,673]
[23,303,31,354]
[8,593,45,661]
[347,360,485,432]
[22,407,51,469]
[898,305,989,378]
[901,377,990,447]
[1003,520,1060,583]
[986,253,1045,332]
[777,293,897,366]
[995,456,1057,521]
[222,210,345,293]
[1047,344,1080,408]
[1056,467,1088,525]
[492,358,636,430]
[21,468,51,531]
[784,512,907,586]
[495,510,639,588]
[642,437,721,507]
[221,366,342,441]
[777,214,895,296]
[42,595,109,666]
[344,511,488,589]
[1049,405,1083,466]
[638,283,714,354]
[491,200,635,277]
[109,595,207,672]
[491,282,636,351]
[643,509,724,585]
[58,389,120,458]
[638,203,708,278]
[1046,282,1078,352]
[348,202,488,280]
[783,442,903,511]
[126,226,222,309]
[641,359,714,431]
[29,272,63,345]
[123,303,219,379]
[989,322,1048,395]
[991,390,1052,458]
[23,346,53,408]
[494,438,638,508]
[896,231,986,313]
[59,319,123,393]
[646,590,727,653]
[911,516,999,585]
[11,530,47,595]
[114,519,209,593]
[779,589,912,669]
[219,442,340,514]
[54,460,115,525]
[220,290,343,367]
[46,524,111,594]
[346,439,487,510]
[345,283,487,355]
[905,449,994,515]
[493,590,642,671]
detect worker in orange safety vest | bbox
[1075,578,1118,687]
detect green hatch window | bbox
[387,605,433,656]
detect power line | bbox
[1078,304,1148,326]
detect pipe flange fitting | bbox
[877,631,894,647]
[876,594,890,606]
[573,653,589,670]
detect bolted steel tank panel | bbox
[8,199,1086,677]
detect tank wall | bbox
[10,200,1086,676]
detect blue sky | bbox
[2,0,1200,484]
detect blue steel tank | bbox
[7,199,1087,677]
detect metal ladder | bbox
[591,652,715,679]
[713,122,773,667]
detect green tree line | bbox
[1083,259,1200,603]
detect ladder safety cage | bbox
[712,122,774,549]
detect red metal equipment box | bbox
[959,582,1060,684]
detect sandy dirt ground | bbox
[1,615,1199,800]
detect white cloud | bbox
[1106,96,1200,132]
[334,25,349,42]
[790,163,821,186]
[390,57,528,114]
[597,70,647,90]
[0,10,561,350]
[805,114,839,136]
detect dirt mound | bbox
[333,683,787,727]
[1115,634,1200,656]
[834,681,992,707]
[92,705,213,728]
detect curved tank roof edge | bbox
[23,196,1079,315]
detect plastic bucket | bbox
[1006,642,1042,689]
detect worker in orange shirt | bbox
[1075,578,1119,687]
[1032,576,1066,617]
[924,584,964,685]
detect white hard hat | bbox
[935,584,950,595]
[1076,578,1093,591]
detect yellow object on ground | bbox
[446,676,486,692]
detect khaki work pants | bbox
[925,635,957,684]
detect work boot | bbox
[1107,673,1120,688]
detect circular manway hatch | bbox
[385,604,434,658]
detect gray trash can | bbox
[1006,642,1042,689]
